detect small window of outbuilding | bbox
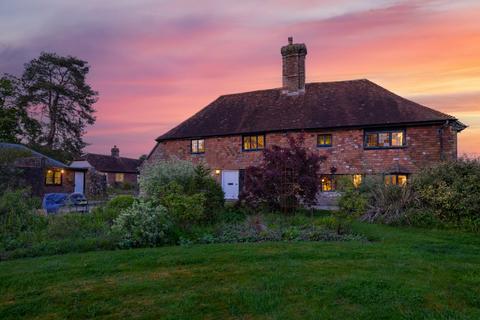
[45,169,63,186]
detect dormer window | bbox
[191,139,205,154]
[242,134,265,151]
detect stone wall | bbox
[148,124,458,175]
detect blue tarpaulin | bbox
[42,193,68,214]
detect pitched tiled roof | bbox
[157,79,461,141]
[81,154,142,173]
[0,142,68,168]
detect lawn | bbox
[1,222,480,319]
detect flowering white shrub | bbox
[111,200,173,248]
[139,158,196,198]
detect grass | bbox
[1,222,480,319]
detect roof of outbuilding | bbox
[157,79,462,141]
[0,142,68,168]
[79,153,142,173]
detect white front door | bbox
[74,171,85,194]
[221,170,239,200]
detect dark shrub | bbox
[140,160,224,225]
[240,134,325,212]
[411,158,480,226]
[107,195,135,210]
[46,212,110,240]
[160,181,206,228]
[0,189,44,239]
[361,183,416,225]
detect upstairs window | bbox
[243,134,265,151]
[191,139,205,154]
[317,134,332,147]
[365,129,405,148]
[45,169,63,186]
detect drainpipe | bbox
[438,120,449,161]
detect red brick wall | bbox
[148,124,458,175]
[43,169,75,195]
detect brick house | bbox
[70,146,142,193]
[0,142,75,197]
[147,38,466,200]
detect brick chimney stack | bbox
[111,145,120,158]
[281,36,307,95]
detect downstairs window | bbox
[384,174,408,186]
[45,169,63,186]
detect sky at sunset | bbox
[1,0,479,158]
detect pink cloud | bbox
[1,0,479,157]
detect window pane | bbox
[384,175,392,185]
[391,131,403,146]
[317,135,323,145]
[321,176,333,192]
[115,173,124,182]
[378,133,390,147]
[198,139,205,152]
[250,136,258,149]
[353,174,362,188]
[325,134,331,145]
[366,133,378,147]
[54,171,62,185]
[191,140,197,153]
[398,175,407,185]
[46,170,54,185]
[257,135,264,149]
[243,137,251,150]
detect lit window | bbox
[317,134,332,147]
[391,132,404,147]
[115,173,124,183]
[397,175,407,185]
[191,139,205,154]
[378,133,390,147]
[353,174,362,188]
[45,169,62,186]
[243,134,265,151]
[320,175,334,192]
[384,174,407,186]
[366,133,378,147]
[365,130,405,148]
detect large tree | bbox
[0,75,38,143]
[20,52,98,160]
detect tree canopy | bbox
[0,76,37,143]
[19,52,98,160]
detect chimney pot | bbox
[111,145,120,158]
[288,36,293,45]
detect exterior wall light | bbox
[215,169,221,175]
